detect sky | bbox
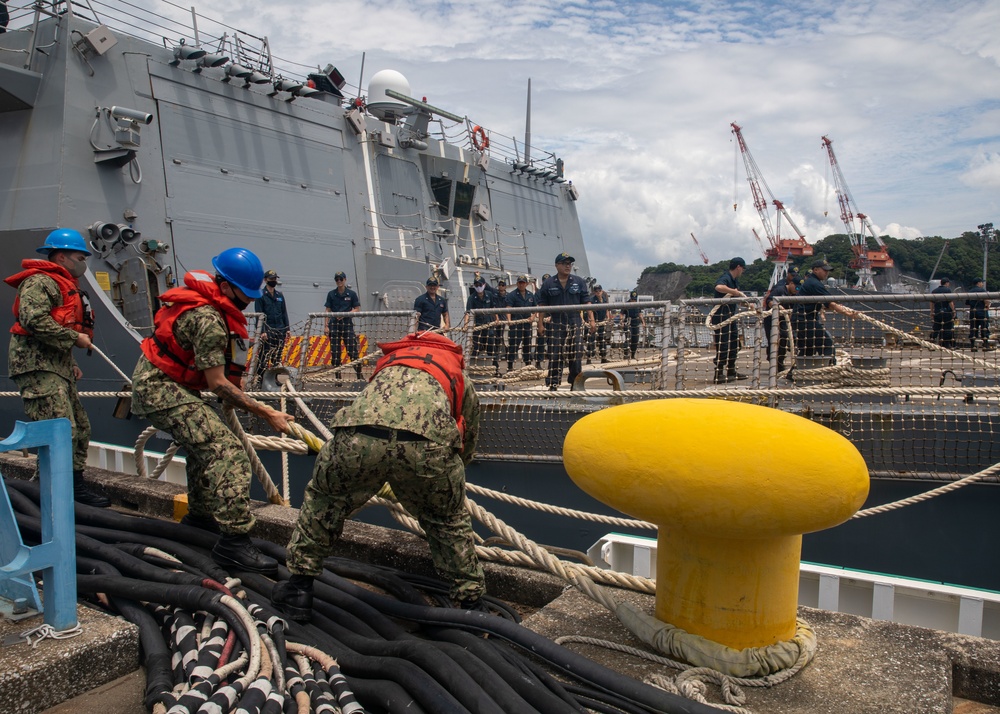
[132,0,1000,288]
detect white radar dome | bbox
[367,70,412,122]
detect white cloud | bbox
[961,151,1000,190]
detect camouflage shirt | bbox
[8,274,80,380]
[131,305,229,416]
[329,367,480,459]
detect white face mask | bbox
[475,285,485,293]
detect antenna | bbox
[356,51,365,102]
[524,78,532,165]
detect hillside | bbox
[640,231,993,299]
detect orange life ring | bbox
[471,125,489,151]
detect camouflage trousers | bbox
[288,427,486,602]
[13,371,90,471]
[144,401,254,534]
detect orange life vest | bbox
[372,332,466,438]
[140,270,249,390]
[6,259,95,338]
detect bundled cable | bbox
[6,477,723,714]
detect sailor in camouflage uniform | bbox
[131,247,294,575]
[5,229,109,507]
[273,332,486,621]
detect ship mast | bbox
[524,78,531,164]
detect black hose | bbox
[344,677,429,714]
[14,512,204,587]
[238,573,474,714]
[562,682,659,714]
[76,575,255,656]
[429,627,585,714]
[280,578,522,713]
[5,478,217,549]
[300,570,721,714]
[494,639,589,712]
[70,557,177,710]
[3,478,42,518]
[7,485,729,714]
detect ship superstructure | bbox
[0,0,588,436]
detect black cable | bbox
[7,489,721,714]
[494,639,588,712]
[76,575,255,656]
[295,570,722,714]
[430,627,584,714]
[237,577,473,714]
[70,557,177,710]
[15,512,204,587]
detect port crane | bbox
[751,228,768,260]
[690,232,710,265]
[731,122,813,287]
[821,135,894,290]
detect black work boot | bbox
[271,576,314,622]
[455,596,491,613]
[507,361,514,371]
[212,533,279,576]
[179,512,220,534]
[73,470,110,508]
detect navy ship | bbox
[0,0,587,441]
[3,0,1000,608]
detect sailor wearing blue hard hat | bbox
[6,228,107,506]
[131,246,294,575]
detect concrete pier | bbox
[2,454,999,714]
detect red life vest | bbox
[6,259,95,338]
[372,332,467,438]
[140,270,250,390]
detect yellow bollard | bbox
[564,398,869,651]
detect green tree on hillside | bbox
[645,231,999,297]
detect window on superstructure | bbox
[430,177,452,217]
[453,182,476,220]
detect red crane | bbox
[751,228,768,259]
[690,232,709,265]
[821,135,893,290]
[731,122,813,286]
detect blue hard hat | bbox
[37,228,91,256]
[212,247,264,298]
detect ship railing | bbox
[3,0,332,92]
[4,291,998,478]
[288,310,420,384]
[3,1,47,33]
[361,207,522,272]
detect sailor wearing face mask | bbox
[464,276,502,376]
[131,247,295,574]
[253,269,290,372]
[6,228,108,507]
